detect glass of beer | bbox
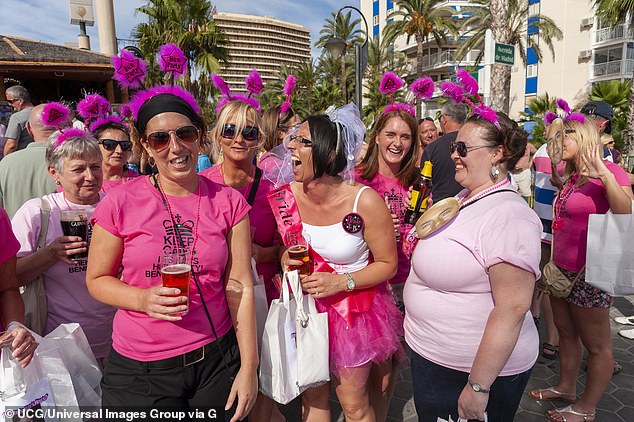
[60,210,88,260]
[161,250,191,316]
[285,232,313,275]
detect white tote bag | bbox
[259,270,329,404]
[251,258,270,353]
[586,209,634,296]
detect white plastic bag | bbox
[251,258,269,353]
[586,211,634,296]
[259,270,329,404]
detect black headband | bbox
[135,94,201,134]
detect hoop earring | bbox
[490,165,499,182]
[148,156,155,167]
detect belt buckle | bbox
[183,346,205,367]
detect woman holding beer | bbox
[11,123,115,361]
[86,85,258,420]
[276,104,402,421]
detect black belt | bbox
[114,330,235,370]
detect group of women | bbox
[1,73,631,422]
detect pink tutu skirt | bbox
[316,284,404,376]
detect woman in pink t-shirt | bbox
[90,117,140,193]
[201,99,283,422]
[12,129,115,361]
[0,207,37,368]
[86,86,257,420]
[355,108,420,300]
[404,113,541,422]
[529,120,632,422]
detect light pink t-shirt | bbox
[1,208,19,265]
[91,176,250,361]
[11,192,115,358]
[201,165,280,302]
[99,169,140,194]
[355,169,411,284]
[404,187,541,376]
[553,161,630,272]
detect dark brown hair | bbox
[261,105,299,152]
[357,109,419,187]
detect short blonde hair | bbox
[46,131,101,172]
[210,101,262,163]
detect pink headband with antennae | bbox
[280,74,296,115]
[211,71,262,114]
[441,69,500,128]
[544,98,586,125]
[112,49,148,90]
[42,102,87,151]
[380,72,434,116]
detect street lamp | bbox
[324,6,369,114]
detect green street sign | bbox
[494,43,515,65]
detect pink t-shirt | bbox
[1,208,19,265]
[91,176,250,361]
[404,187,541,376]
[11,193,115,358]
[201,165,280,302]
[553,162,630,272]
[99,168,140,194]
[355,169,411,284]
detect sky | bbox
[0,0,356,58]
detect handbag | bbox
[259,270,329,404]
[585,206,634,296]
[21,197,50,336]
[251,258,269,353]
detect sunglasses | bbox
[221,124,260,141]
[6,98,18,104]
[289,134,313,147]
[146,125,199,151]
[449,141,490,157]
[99,139,132,152]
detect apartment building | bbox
[213,12,311,94]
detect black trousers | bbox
[101,329,240,420]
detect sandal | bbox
[528,386,575,403]
[546,404,595,421]
[614,316,634,325]
[542,342,559,359]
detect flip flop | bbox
[614,316,634,325]
[546,404,595,421]
[619,329,634,340]
[542,342,559,359]
[528,386,576,403]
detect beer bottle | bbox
[404,160,433,225]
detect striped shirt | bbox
[532,144,564,243]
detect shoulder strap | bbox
[37,197,51,250]
[353,186,371,213]
[247,167,262,206]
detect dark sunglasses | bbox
[99,139,132,152]
[289,134,313,147]
[221,124,260,141]
[449,141,490,158]
[146,125,199,151]
[6,98,18,104]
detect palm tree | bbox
[316,53,355,108]
[457,0,563,114]
[590,79,631,149]
[594,0,634,152]
[133,0,229,87]
[518,93,557,145]
[382,0,457,117]
[315,11,364,104]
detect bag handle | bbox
[285,270,319,327]
[37,197,51,250]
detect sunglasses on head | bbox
[449,141,490,158]
[221,124,260,141]
[146,125,199,151]
[99,139,133,152]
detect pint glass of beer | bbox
[60,210,88,260]
[285,232,313,275]
[161,250,191,316]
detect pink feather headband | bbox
[41,102,89,151]
[544,98,586,125]
[441,69,500,128]
[379,72,435,116]
[280,74,296,115]
[211,70,262,114]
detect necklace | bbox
[220,162,254,192]
[553,173,579,230]
[155,174,202,261]
[458,179,511,209]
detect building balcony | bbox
[593,59,634,80]
[419,49,481,71]
[594,24,634,45]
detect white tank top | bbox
[303,186,370,274]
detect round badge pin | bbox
[342,212,364,234]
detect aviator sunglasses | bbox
[221,124,260,141]
[99,139,133,152]
[146,125,199,151]
[449,141,490,158]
